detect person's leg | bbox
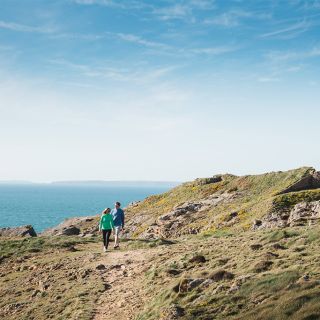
[102,230,107,248]
[114,227,120,248]
[106,229,111,249]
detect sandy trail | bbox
[92,246,157,320]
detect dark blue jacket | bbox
[111,208,125,227]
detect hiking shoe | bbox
[103,247,107,252]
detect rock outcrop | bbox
[288,201,320,226]
[253,200,320,229]
[125,191,240,239]
[41,216,98,236]
[0,225,37,237]
[278,170,320,195]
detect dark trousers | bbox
[102,229,112,249]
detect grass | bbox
[137,225,320,320]
[0,236,96,261]
[1,226,320,319]
[0,236,103,320]
[272,189,320,212]
[125,167,319,238]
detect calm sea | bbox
[0,183,176,233]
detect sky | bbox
[0,0,319,182]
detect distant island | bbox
[0,180,180,187]
[50,180,180,187]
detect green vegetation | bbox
[126,167,320,237]
[272,189,320,212]
[0,236,96,260]
[2,167,320,319]
[136,226,320,320]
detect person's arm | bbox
[99,216,103,231]
[110,216,115,229]
[121,210,125,228]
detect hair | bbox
[103,208,111,214]
[115,202,121,207]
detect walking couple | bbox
[99,202,124,252]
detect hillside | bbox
[123,166,320,238]
[1,167,320,319]
[1,227,320,319]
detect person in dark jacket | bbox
[111,202,124,249]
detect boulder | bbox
[255,200,320,230]
[41,216,97,236]
[0,225,37,238]
[209,270,234,281]
[278,170,320,195]
[194,175,222,186]
[58,226,80,236]
[189,255,206,264]
[250,244,262,251]
[188,278,205,290]
[160,304,185,320]
[253,260,273,273]
[288,201,320,226]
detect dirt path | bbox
[91,246,158,320]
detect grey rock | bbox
[255,200,320,230]
[188,278,205,290]
[288,201,320,226]
[58,225,80,236]
[0,225,37,238]
[278,170,320,195]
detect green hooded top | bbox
[99,213,115,230]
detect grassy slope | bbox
[1,227,320,319]
[136,227,320,320]
[0,236,105,320]
[126,167,320,236]
[2,167,320,319]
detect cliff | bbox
[1,167,320,319]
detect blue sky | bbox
[0,0,319,182]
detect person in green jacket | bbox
[99,208,114,252]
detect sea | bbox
[0,182,177,233]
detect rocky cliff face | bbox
[255,200,320,229]
[3,167,320,241]
[2,167,320,320]
[123,167,320,239]
[0,225,37,238]
[41,216,99,237]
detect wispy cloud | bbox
[258,77,280,83]
[115,33,170,49]
[0,20,55,33]
[72,0,149,10]
[108,32,238,57]
[260,20,310,39]
[265,47,320,62]
[153,4,194,21]
[48,58,177,83]
[204,9,271,27]
[189,46,237,55]
[152,0,215,21]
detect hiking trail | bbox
[91,246,158,320]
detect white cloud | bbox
[189,46,237,55]
[265,47,320,63]
[258,77,280,83]
[260,20,310,39]
[48,58,177,83]
[0,20,55,33]
[72,0,149,10]
[115,33,169,49]
[152,0,215,21]
[204,9,271,27]
[153,4,191,20]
